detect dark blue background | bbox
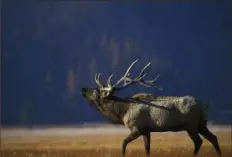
[2,1,232,125]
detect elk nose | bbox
[81,88,86,96]
[81,87,87,93]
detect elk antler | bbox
[108,58,162,91]
[94,73,104,88]
[94,58,162,96]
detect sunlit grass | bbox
[1,130,231,157]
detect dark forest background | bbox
[2,1,232,126]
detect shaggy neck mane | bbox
[94,95,132,124]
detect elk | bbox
[81,58,222,157]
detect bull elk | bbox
[81,58,222,157]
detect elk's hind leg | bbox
[121,131,141,157]
[186,129,203,156]
[199,125,222,156]
[142,132,151,157]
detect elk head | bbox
[81,58,162,104]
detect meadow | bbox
[1,125,231,157]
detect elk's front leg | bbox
[121,131,141,157]
[143,132,151,157]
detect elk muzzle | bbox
[81,87,88,96]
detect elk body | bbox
[81,59,222,157]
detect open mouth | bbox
[81,88,87,97]
[81,91,86,97]
[81,92,85,96]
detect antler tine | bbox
[112,58,139,87]
[94,73,103,88]
[107,73,114,87]
[150,74,161,83]
[115,62,151,89]
[123,61,151,84]
[137,62,151,79]
[115,62,162,90]
[141,74,163,90]
[144,74,160,84]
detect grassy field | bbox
[1,126,231,157]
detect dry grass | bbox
[1,128,231,157]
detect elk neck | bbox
[96,95,132,125]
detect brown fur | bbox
[132,93,181,101]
